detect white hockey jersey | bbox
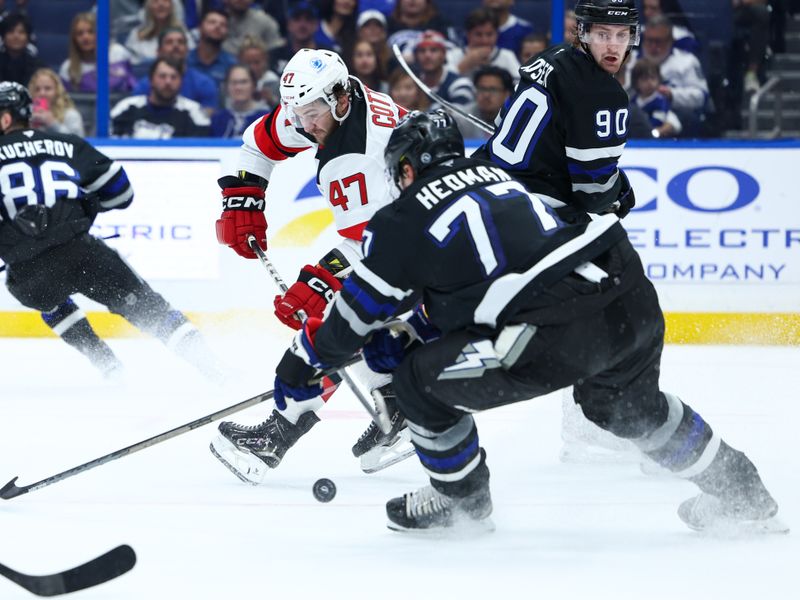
[234,77,407,242]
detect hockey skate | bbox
[209,410,319,484]
[351,386,415,473]
[678,491,788,535]
[386,484,494,533]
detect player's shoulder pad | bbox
[519,43,576,90]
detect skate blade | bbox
[386,517,496,537]
[209,436,269,485]
[360,429,415,474]
[685,515,790,537]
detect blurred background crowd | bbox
[0,0,795,140]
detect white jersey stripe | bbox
[351,261,413,301]
[84,162,121,192]
[474,214,619,327]
[565,143,626,161]
[572,171,619,194]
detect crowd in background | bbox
[0,0,794,140]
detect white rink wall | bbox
[1,140,798,317]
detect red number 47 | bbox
[329,172,368,211]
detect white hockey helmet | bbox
[279,48,351,124]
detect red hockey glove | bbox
[273,264,343,330]
[215,176,267,259]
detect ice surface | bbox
[0,336,797,599]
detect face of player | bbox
[415,45,446,72]
[31,74,57,104]
[467,22,498,48]
[74,19,95,55]
[292,99,338,144]
[150,63,182,104]
[586,24,631,74]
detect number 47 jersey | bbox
[234,77,406,243]
[475,43,631,221]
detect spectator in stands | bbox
[357,9,394,79]
[125,0,192,64]
[222,0,284,56]
[28,68,85,136]
[131,27,219,111]
[0,12,42,86]
[630,57,682,138]
[451,8,520,83]
[315,0,358,62]
[387,0,456,57]
[271,1,327,75]
[181,0,225,30]
[387,65,430,110]
[238,37,279,106]
[456,64,513,140]
[111,57,210,137]
[563,9,577,45]
[210,64,269,137]
[351,38,388,92]
[414,30,474,107]
[60,12,136,94]
[187,9,237,86]
[731,0,771,94]
[641,0,700,56]
[482,0,534,57]
[519,32,547,64]
[628,15,710,133]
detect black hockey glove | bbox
[614,169,636,219]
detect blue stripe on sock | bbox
[416,437,479,472]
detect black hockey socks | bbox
[41,299,121,375]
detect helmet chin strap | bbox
[332,100,350,123]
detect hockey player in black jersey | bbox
[271,110,783,534]
[475,0,639,223]
[0,81,222,380]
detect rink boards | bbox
[0,139,798,344]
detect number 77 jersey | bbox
[475,43,631,221]
[235,78,406,242]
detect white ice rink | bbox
[0,335,797,600]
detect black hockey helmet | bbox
[384,110,464,187]
[0,81,32,124]
[574,0,641,47]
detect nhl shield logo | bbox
[310,58,325,71]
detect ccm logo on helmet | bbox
[608,10,630,15]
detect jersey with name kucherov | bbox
[475,43,630,221]
[0,129,133,264]
[234,77,406,242]
[313,157,627,366]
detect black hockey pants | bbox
[5,233,188,341]
[392,244,670,441]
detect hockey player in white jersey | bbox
[210,48,413,482]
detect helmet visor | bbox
[579,23,640,47]
[284,98,331,130]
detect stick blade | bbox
[1,545,138,597]
[0,476,26,500]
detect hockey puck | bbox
[313,478,336,502]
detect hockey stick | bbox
[246,236,392,434]
[0,544,136,596]
[391,44,497,134]
[0,360,353,500]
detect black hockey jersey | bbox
[313,157,627,366]
[0,129,133,264]
[474,44,631,222]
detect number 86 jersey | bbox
[235,77,407,243]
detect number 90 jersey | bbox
[475,43,630,221]
[234,77,407,242]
